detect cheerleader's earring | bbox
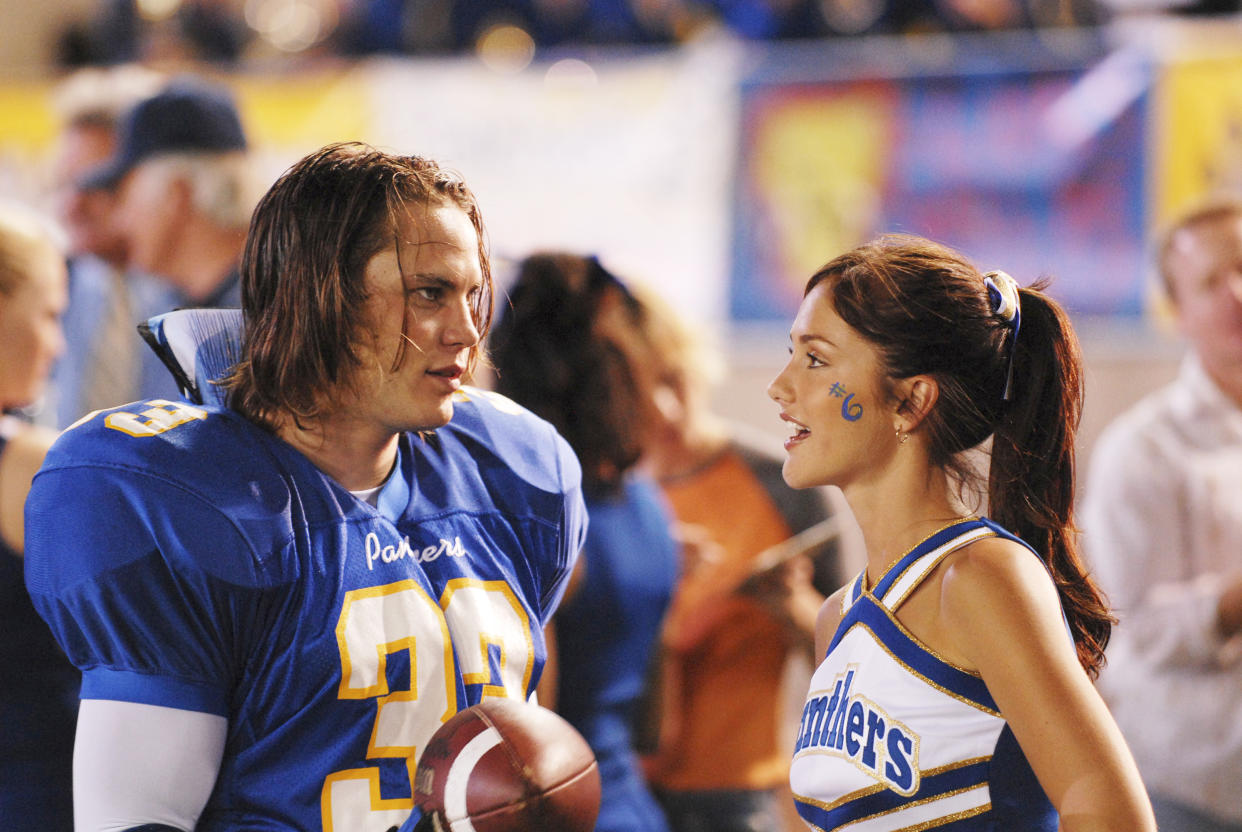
[896,427,910,445]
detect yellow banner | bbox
[1154,54,1242,226]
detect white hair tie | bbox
[983,270,1021,401]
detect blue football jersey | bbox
[24,388,586,831]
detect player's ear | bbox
[893,375,938,433]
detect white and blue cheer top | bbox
[790,518,1057,832]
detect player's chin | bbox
[428,397,457,428]
[781,462,807,490]
[781,456,823,491]
[399,400,455,434]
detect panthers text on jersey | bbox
[790,518,1058,832]
[24,388,587,832]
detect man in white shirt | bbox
[1082,195,1242,832]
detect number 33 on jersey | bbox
[24,389,588,832]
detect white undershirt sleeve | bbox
[74,699,228,832]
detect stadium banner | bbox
[731,39,1153,321]
[5,33,1240,328]
[366,43,741,328]
[1152,52,1242,228]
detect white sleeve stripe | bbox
[74,699,227,832]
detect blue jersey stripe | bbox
[850,571,865,602]
[81,666,230,716]
[870,519,988,601]
[795,759,991,831]
[827,597,998,714]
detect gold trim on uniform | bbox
[840,621,999,715]
[883,528,995,611]
[873,599,987,680]
[889,800,991,832]
[794,776,895,813]
[859,518,980,595]
[826,784,989,832]
[792,692,922,797]
[792,755,993,812]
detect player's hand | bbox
[673,522,724,576]
[739,554,823,646]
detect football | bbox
[413,698,601,832]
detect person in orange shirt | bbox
[633,290,848,832]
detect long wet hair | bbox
[808,234,1112,677]
[228,141,492,430]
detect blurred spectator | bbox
[47,65,186,427]
[490,252,679,832]
[631,287,846,832]
[0,204,73,832]
[335,0,459,54]
[53,0,1114,69]
[1083,195,1242,832]
[58,0,246,68]
[80,76,252,319]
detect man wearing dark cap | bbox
[47,65,189,428]
[83,76,253,311]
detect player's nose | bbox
[444,295,480,349]
[768,362,794,404]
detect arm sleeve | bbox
[24,463,263,715]
[74,700,227,832]
[1081,425,1227,669]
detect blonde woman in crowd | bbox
[0,205,71,831]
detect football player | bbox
[24,142,587,832]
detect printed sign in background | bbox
[1,32,1237,329]
[1154,53,1242,227]
[732,54,1152,322]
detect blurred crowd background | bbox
[29,0,1134,66]
[1,5,1241,831]
[1,0,1240,462]
[26,0,1242,67]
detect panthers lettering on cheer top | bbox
[790,518,1057,832]
[24,388,586,832]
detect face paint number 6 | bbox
[828,382,863,422]
[841,393,862,422]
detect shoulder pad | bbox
[440,387,582,495]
